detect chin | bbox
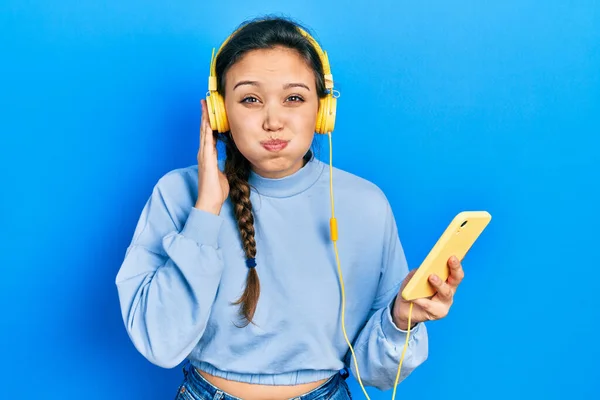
[251,154,306,178]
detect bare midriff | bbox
[198,369,330,400]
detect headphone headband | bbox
[208,24,333,92]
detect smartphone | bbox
[401,211,492,301]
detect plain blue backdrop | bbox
[1,1,599,398]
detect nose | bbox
[262,104,284,132]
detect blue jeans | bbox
[175,363,352,400]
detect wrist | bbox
[195,200,222,215]
[392,315,414,331]
[391,301,417,331]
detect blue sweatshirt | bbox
[115,155,428,390]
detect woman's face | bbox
[223,46,319,179]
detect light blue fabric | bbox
[115,155,428,391]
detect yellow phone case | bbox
[401,211,492,301]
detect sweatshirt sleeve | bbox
[345,201,429,391]
[115,180,225,369]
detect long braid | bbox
[224,135,260,326]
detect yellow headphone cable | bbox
[327,131,414,400]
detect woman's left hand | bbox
[392,255,464,330]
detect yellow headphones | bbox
[206,24,337,135]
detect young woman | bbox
[116,16,465,400]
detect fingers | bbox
[204,114,216,158]
[413,298,449,320]
[200,100,218,167]
[410,256,463,322]
[428,273,453,302]
[199,100,216,160]
[202,105,211,157]
[199,100,207,162]
[447,255,465,289]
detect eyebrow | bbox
[232,80,311,91]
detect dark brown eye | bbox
[241,96,259,103]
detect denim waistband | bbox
[182,362,348,400]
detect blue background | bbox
[1,1,599,398]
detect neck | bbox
[247,152,323,198]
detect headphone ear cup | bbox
[206,94,218,131]
[206,92,229,133]
[316,94,337,134]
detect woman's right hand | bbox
[195,99,230,215]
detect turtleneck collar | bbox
[248,155,325,198]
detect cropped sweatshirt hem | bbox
[191,361,338,386]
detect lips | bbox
[261,139,289,152]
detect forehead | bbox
[224,46,316,89]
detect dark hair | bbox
[214,16,327,326]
